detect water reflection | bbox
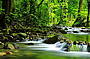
[63,34,90,42]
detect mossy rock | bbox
[12,33,27,41]
[12,33,18,36]
[4,43,15,49]
[7,43,15,49]
[12,33,27,36]
[43,35,60,44]
[18,33,27,36]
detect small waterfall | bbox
[82,45,87,52]
[18,38,47,44]
[27,41,67,51]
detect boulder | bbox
[7,43,15,49]
[64,27,68,30]
[3,43,19,49]
[43,35,60,44]
[60,30,67,34]
[0,51,13,56]
[73,31,79,33]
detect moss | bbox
[47,34,55,38]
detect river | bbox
[0,27,90,59]
[1,40,90,59]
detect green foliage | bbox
[0,0,88,27]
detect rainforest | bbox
[0,0,90,59]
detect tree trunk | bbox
[73,0,83,27]
[2,0,12,14]
[0,0,13,29]
[11,0,15,12]
[78,0,83,13]
[87,0,90,27]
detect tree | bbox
[2,0,13,14]
[72,0,83,27]
[0,0,14,29]
[87,0,90,27]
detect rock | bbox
[81,28,85,29]
[3,43,18,49]
[60,30,67,34]
[12,33,27,42]
[0,41,3,45]
[13,43,19,49]
[5,51,13,55]
[4,35,14,42]
[64,27,68,30]
[0,52,6,56]
[18,33,27,38]
[73,31,79,33]
[0,51,13,56]
[69,28,72,29]
[7,43,15,49]
[80,30,90,32]
[25,43,34,45]
[43,35,60,44]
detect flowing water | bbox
[62,27,90,42]
[0,40,90,59]
[0,27,90,59]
